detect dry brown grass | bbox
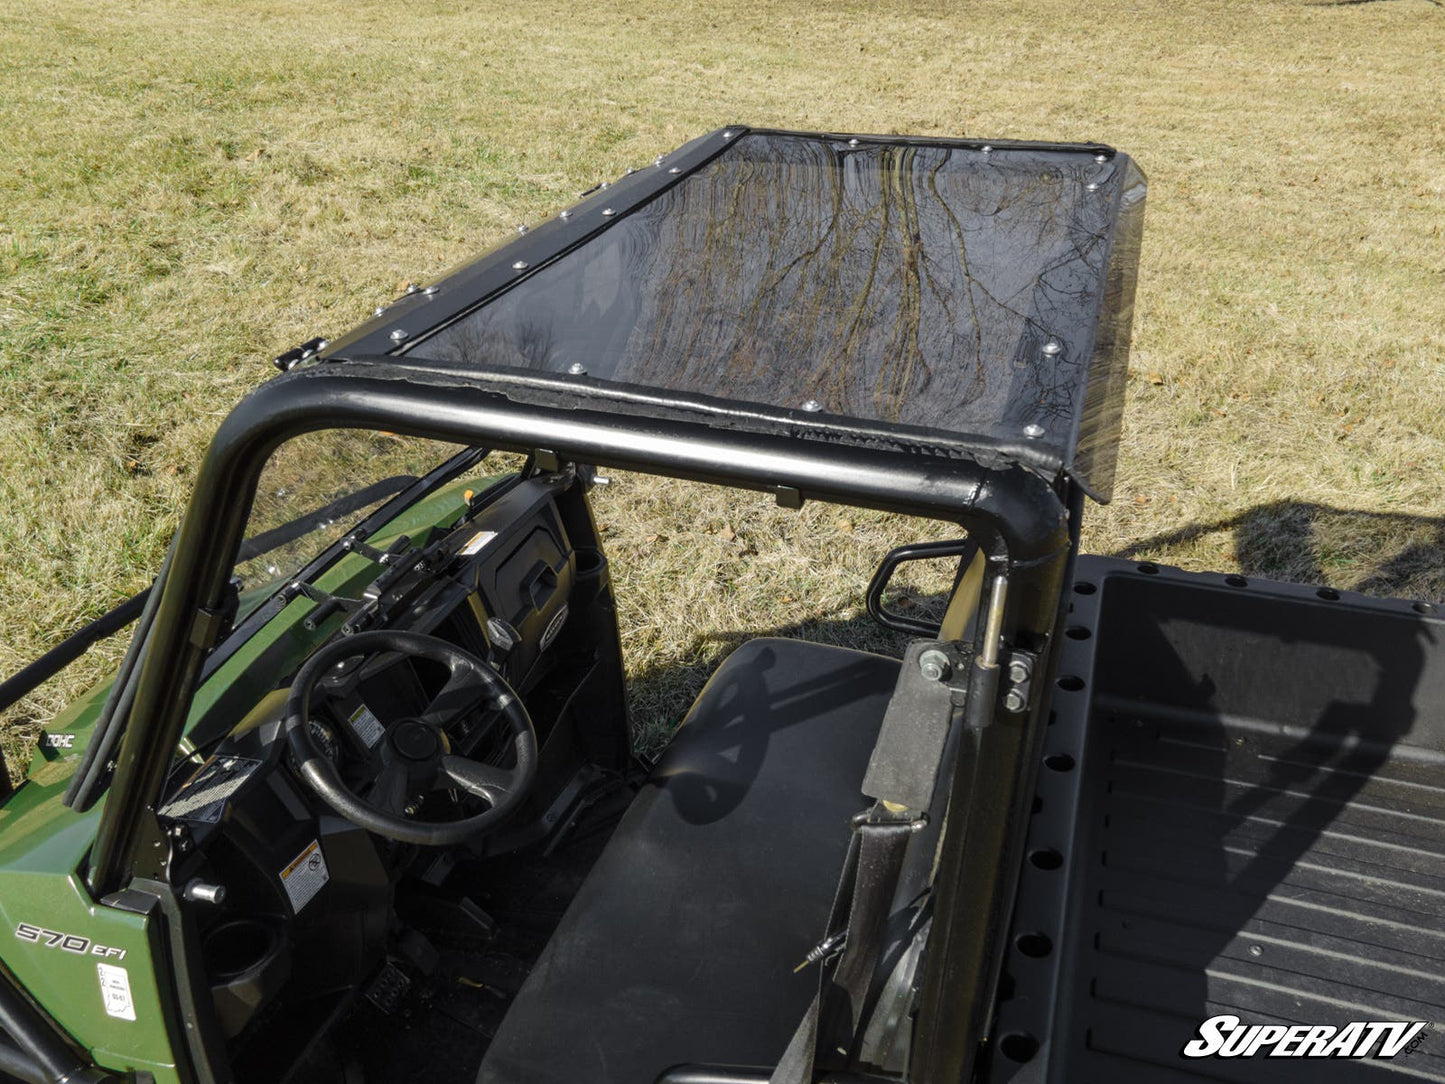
[3,0,1443,773]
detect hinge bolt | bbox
[919,649,951,682]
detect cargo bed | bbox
[996,556,1445,1082]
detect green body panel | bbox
[0,472,496,1078]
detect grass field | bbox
[2,0,1443,774]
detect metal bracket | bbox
[271,336,329,372]
[290,582,363,632]
[1001,649,1040,715]
[188,581,239,650]
[861,640,972,812]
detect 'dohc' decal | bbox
[14,922,127,960]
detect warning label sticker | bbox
[280,840,330,914]
[348,705,385,749]
[97,962,136,1021]
[459,530,497,557]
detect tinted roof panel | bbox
[406,129,1145,500]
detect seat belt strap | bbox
[771,810,923,1084]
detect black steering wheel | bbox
[284,630,537,846]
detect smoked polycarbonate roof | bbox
[351,128,1146,500]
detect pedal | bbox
[363,961,411,1015]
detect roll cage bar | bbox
[84,355,1077,1083]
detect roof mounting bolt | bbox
[1085,181,1100,192]
[668,167,681,174]
[848,138,860,147]
[919,649,951,683]
[1003,688,1028,713]
[1094,153,1109,163]
[1023,423,1046,439]
[801,399,824,412]
[422,285,437,295]
[373,306,386,316]
[656,154,666,164]
[600,181,610,189]
[1007,658,1032,684]
[981,144,993,154]
[512,260,529,271]
[516,223,529,234]
[405,283,420,294]
[601,208,615,217]
[723,130,734,138]
[1041,339,1063,357]
[567,362,587,376]
[317,339,329,349]
[625,167,636,175]
[389,329,409,342]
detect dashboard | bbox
[148,471,630,1078]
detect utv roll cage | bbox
[69,126,1144,1084]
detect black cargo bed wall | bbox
[993,560,1445,1084]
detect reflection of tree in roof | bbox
[423,133,1122,447]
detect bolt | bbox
[1023,423,1046,439]
[1086,182,1100,192]
[183,880,227,906]
[317,339,330,349]
[512,260,529,271]
[848,138,860,147]
[1003,688,1028,713]
[602,207,615,217]
[801,399,824,412]
[1094,153,1108,164]
[516,223,529,233]
[374,306,386,317]
[919,649,951,682]
[405,283,419,294]
[723,130,734,138]
[1249,944,1263,957]
[1008,658,1032,684]
[981,144,993,154]
[422,285,437,295]
[389,329,409,342]
[567,362,587,375]
[625,168,636,175]
[1041,339,1063,356]
[668,167,681,174]
[560,209,572,219]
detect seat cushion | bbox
[478,638,901,1084]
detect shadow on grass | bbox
[1110,499,1445,604]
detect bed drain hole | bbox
[1225,574,1248,587]
[1057,675,1085,692]
[1000,1032,1039,1063]
[1316,588,1340,601]
[1016,932,1053,958]
[1030,848,1064,871]
[1045,753,1075,772]
[1065,625,1092,640]
[1073,581,1097,595]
